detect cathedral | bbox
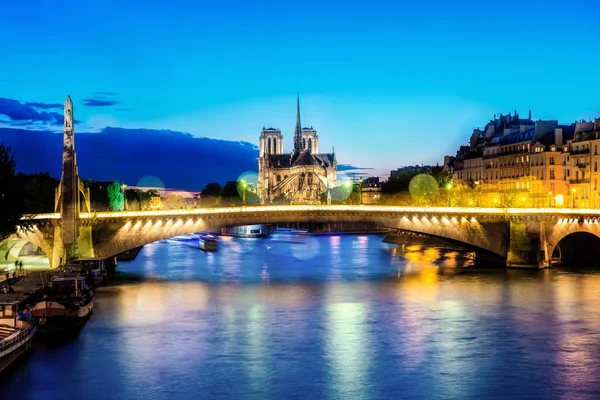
[257,94,337,204]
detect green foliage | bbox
[272,193,290,205]
[0,144,28,239]
[107,181,124,211]
[163,193,185,209]
[201,182,223,197]
[200,182,224,207]
[16,172,59,213]
[497,192,516,209]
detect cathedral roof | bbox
[267,151,335,169]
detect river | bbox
[1,234,600,399]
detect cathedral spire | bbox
[293,91,303,155]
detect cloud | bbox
[0,97,65,126]
[0,126,259,191]
[83,98,118,107]
[337,164,373,171]
[25,101,62,109]
[95,92,119,96]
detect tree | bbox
[16,172,59,213]
[201,182,223,207]
[107,181,124,211]
[272,193,290,205]
[163,193,186,209]
[0,145,28,240]
[222,181,242,205]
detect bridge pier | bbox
[506,220,548,269]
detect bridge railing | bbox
[26,205,600,221]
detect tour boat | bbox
[199,234,219,251]
[0,301,36,373]
[73,257,107,286]
[30,275,94,335]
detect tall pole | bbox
[359,177,363,205]
[242,179,247,206]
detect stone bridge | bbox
[7,97,600,269]
[14,205,600,269]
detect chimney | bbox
[528,109,532,121]
[555,128,563,147]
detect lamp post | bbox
[121,183,128,211]
[474,180,480,207]
[359,177,363,205]
[241,178,247,206]
[548,191,552,208]
[571,188,577,208]
[446,183,454,207]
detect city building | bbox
[360,177,382,204]
[390,165,433,179]
[257,94,337,204]
[448,111,600,207]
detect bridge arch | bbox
[88,208,510,261]
[546,218,600,266]
[548,228,600,267]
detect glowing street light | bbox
[571,188,577,208]
[241,178,247,206]
[445,183,454,207]
[474,180,480,207]
[122,183,128,211]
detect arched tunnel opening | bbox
[553,232,600,267]
[0,238,50,271]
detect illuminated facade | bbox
[257,94,337,204]
[451,112,600,207]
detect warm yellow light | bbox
[555,194,564,206]
[571,188,576,193]
[521,197,526,201]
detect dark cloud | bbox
[94,92,119,96]
[337,164,373,171]
[25,101,62,109]
[83,98,118,107]
[0,126,259,191]
[0,97,65,125]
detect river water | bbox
[2,234,600,399]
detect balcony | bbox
[576,162,588,168]
[569,178,590,184]
[570,148,590,155]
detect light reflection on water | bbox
[2,234,600,399]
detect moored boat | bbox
[73,258,107,286]
[0,301,36,374]
[199,234,219,251]
[30,275,94,335]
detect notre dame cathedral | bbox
[257,94,337,204]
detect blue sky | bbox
[1,0,599,183]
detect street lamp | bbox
[359,177,363,205]
[548,191,552,208]
[446,183,454,207]
[474,180,480,207]
[121,183,128,211]
[241,178,247,206]
[571,188,577,208]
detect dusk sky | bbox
[1,0,599,187]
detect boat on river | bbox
[199,234,219,251]
[73,258,107,286]
[0,301,36,373]
[30,275,94,335]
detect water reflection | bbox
[3,235,600,399]
[326,302,371,400]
